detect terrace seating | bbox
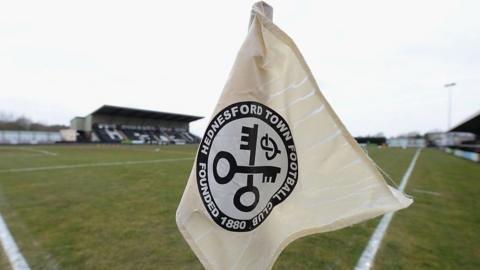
[94,125,201,145]
[121,129,139,141]
[183,131,201,143]
[105,126,124,141]
[92,124,122,143]
[156,131,171,144]
[119,126,158,144]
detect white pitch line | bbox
[19,148,58,156]
[354,148,421,270]
[412,188,442,197]
[0,147,57,156]
[0,157,193,173]
[0,214,31,270]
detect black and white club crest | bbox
[196,101,298,232]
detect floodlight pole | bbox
[444,82,456,131]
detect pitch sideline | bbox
[0,213,30,270]
[0,157,194,173]
[355,148,421,270]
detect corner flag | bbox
[176,2,412,269]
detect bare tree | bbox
[0,112,67,131]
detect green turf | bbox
[0,145,200,270]
[0,145,477,269]
[0,248,11,270]
[373,149,480,270]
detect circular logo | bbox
[196,101,298,232]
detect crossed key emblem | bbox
[213,124,281,212]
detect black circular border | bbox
[196,101,298,232]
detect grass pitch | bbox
[0,145,478,269]
[374,149,480,270]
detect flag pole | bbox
[249,1,273,27]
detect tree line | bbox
[0,112,67,131]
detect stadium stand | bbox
[450,110,480,136]
[71,105,202,145]
[445,110,480,162]
[92,124,123,143]
[354,136,386,145]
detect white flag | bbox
[176,2,412,269]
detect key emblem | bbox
[196,101,298,232]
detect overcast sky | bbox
[1,0,479,137]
